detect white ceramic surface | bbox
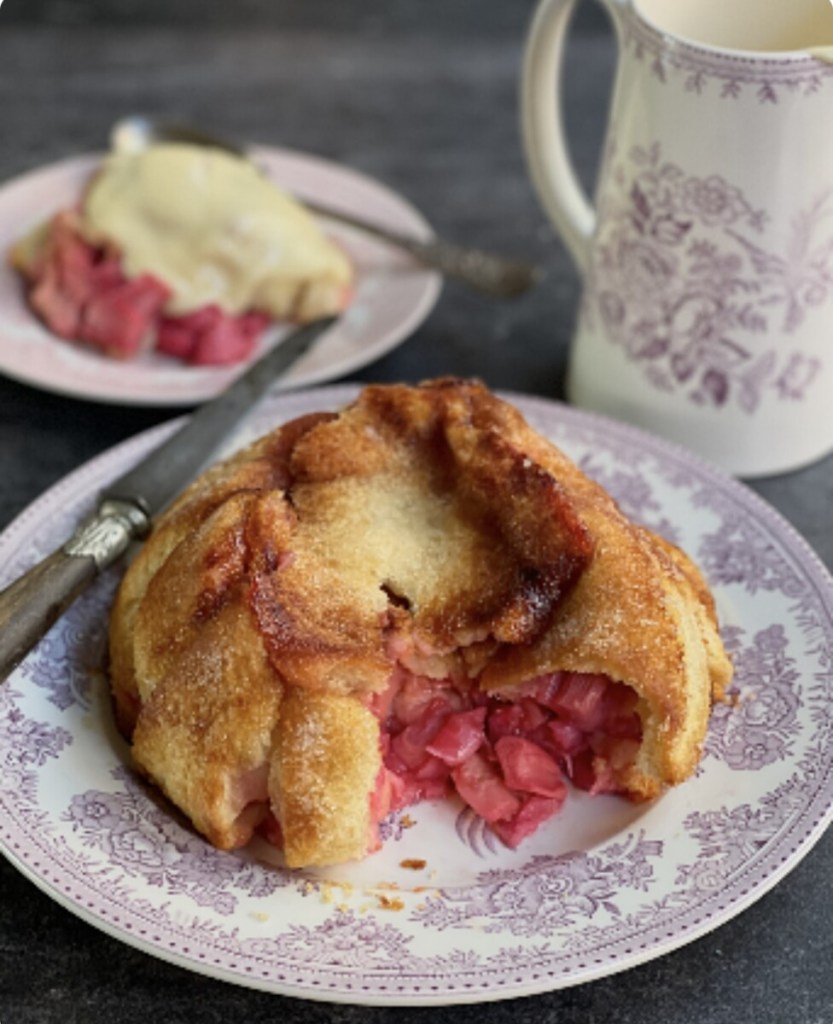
[1,386,832,1004]
[522,0,833,476]
[0,149,441,405]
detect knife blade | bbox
[0,316,335,683]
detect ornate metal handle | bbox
[0,500,148,683]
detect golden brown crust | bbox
[479,433,733,795]
[649,531,733,705]
[245,381,593,694]
[109,378,732,864]
[271,689,381,868]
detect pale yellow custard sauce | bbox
[82,143,353,320]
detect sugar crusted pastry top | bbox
[109,379,731,865]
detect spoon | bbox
[112,115,543,299]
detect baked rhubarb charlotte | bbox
[109,379,732,867]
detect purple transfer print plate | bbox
[1,386,832,1005]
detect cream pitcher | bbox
[522,0,833,476]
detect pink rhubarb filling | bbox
[23,212,272,365]
[366,668,643,849]
[254,670,642,858]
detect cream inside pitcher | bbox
[522,0,833,476]
[636,0,833,52]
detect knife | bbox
[0,316,335,683]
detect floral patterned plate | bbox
[1,386,832,1005]
[0,150,441,405]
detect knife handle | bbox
[0,548,100,682]
[0,499,149,684]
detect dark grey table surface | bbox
[0,2,831,1022]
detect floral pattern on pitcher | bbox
[584,142,830,412]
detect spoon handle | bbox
[303,200,542,299]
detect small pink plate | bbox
[0,148,441,405]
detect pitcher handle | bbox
[521,0,622,274]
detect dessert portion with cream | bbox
[108,379,732,867]
[9,144,353,364]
